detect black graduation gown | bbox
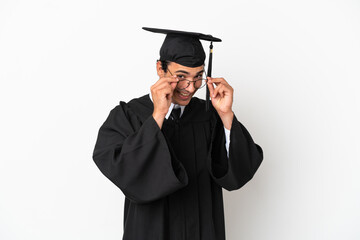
[92,94,263,240]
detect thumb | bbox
[170,82,177,90]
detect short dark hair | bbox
[158,60,171,73]
[158,60,206,73]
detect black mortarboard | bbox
[143,27,222,110]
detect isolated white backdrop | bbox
[1,0,359,239]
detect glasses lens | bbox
[175,72,207,90]
[177,80,189,90]
[195,72,207,89]
[177,79,207,89]
[194,79,207,89]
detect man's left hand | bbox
[207,77,234,130]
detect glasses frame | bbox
[167,68,208,90]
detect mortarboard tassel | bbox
[206,42,213,111]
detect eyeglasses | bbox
[168,69,208,90]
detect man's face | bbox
[166,62,205,106]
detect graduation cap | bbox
[142,27,222,111]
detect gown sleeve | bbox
[92,103,188,204]
[208,114,263,191]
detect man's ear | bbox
[156,61,165,77]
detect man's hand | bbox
[151,75,179,128]
[207,77,234,130]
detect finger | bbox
[213,84,223,98]
[168,75,179,81]
[162,76,179,83]
[214,84,226,98]
[219,86,225,98]
[154,81,171,90]
[209,77,229,87]
[166,86,175,99]
[159,82,176,92]
[170,82,177,90]
[209,77,226,83]
[208,77,221,87]
[153,77,179,89]
[218,83,233,96]
[152,83,174,97]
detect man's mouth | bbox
[179,92,190,97]
[176,90,192,100]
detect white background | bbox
[1,0,359,239]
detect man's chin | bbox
[172,95,192,106]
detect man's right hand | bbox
[151,75,178,128]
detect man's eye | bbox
[177,75,186,79]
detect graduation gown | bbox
[92,94,263,240]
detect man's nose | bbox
[186,81,196,92]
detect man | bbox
[92,27,263,240]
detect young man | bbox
[92,27,263,240]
